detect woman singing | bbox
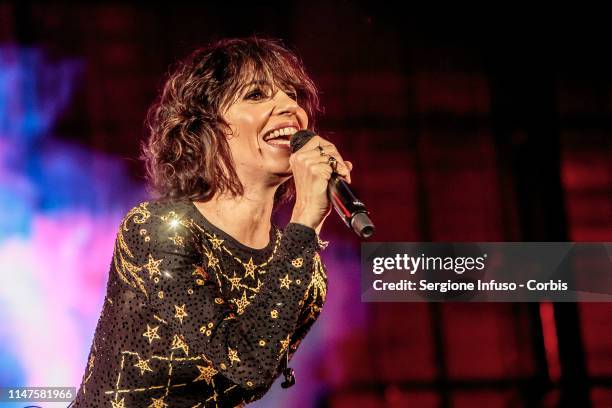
[71,36,352,407]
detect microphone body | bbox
[290,130,375,238]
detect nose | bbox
[273,89,299,116]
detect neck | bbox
[193,182,280,250]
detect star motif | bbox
[171,334,189,356]
[291,257,304,268]
[279,334,291,355]
[148,396,168,408]
[206,252,219,268]
[228,347,241,365]
[111,397,126,408]
[143,254,163,279]
[134,358,153,375]
[279,274,293,289]
[243,257,256,280]
[174,304,188,324]
[194,364,218,385]
[208,234,224,250]
[228,272,242,291]
[168,232,184,247]
[234,291,251,315]
[142,325,161,344]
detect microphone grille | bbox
[290,129,316,153]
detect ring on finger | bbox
[327,156,338,172]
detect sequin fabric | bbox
[71,199,328,407]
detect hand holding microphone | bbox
[289,130,374,238]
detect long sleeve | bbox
[113,201,325,395]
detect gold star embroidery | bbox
[279,334,291,356]
[148,396,168,408]
[234,291,250,315]
[143,254,162,280]
[243,257,256,280]
[228,272,242,291]
[208,234,224,250]
[142,325,161,344]
[270,309,278,319]
[174,304,188,324]
[206,252,219,268]
[168,232,184,247]
[111,397,126,408]
[279,274,293,289]
[194,364,218,385]
[291,258,303,268]
[228,347,241,365]
[171,334,189,356]
[134,358,153,375]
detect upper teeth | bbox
[266,127,297,140]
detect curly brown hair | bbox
[140,36,322,205]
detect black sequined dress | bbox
[71,199,328,407]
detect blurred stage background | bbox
[0,3,610,407]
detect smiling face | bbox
[221,78,309,183]
[142,37,321,203]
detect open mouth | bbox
[263,126,298,148]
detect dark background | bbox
[1,2,610,407]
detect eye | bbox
[244,88,267,101]
[285,88,298,100]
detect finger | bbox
[342,160,353,183]
[297,136,351,180]
[326,154,350,177]
[318,145,350,175]
[311,162,334,181]
[298,135,327,152]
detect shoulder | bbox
[118,199,201,245]
[120,199,195,227]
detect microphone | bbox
[290,130,375,238]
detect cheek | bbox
[297,108,309,129]
[231,108,269,140]
[226,116,261,151]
